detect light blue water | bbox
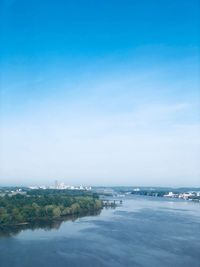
[0,196,200,267]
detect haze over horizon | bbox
[0,0,200,187]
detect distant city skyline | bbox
[0,0,200,186]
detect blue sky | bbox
[0,0,200,186]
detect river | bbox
[0,196,200,267]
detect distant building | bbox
[179,192,194,200]
[55,180,58,189]
[133,188,140,192]
[164,192,178,198]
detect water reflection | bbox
[0,210,102,238]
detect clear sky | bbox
[0,0,200,187]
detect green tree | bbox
[53,207,61,217]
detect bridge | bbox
[102,199,123,207]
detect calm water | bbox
[0,196,200,267]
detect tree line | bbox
[0,190,102,225]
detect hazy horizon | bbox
[1,181,200,188]
[0,0,200,186]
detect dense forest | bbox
[0,190,102,225]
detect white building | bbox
[164,192,178,198]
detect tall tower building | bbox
[55,180,58,189]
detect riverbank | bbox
[0,190,103,226]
